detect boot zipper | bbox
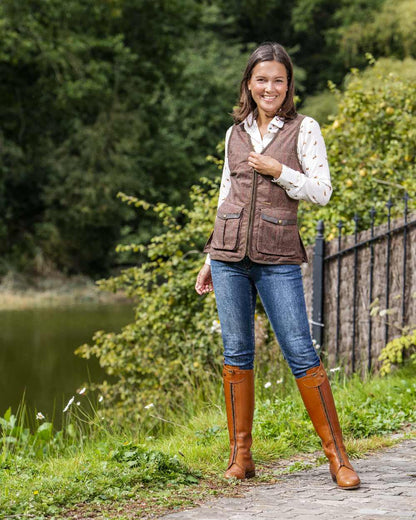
[230,383,237,464]
[318,387,345,466]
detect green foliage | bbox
[111,442,200,484]
[2,0,416,275]
[0,406,74,466]
[299,57,416,243]
[0,0,243,275]
[379,330,416,376]
[76,179,224,424]
[299,90,338,125]
[336,0,416,66]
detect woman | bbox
[195,42,360,490]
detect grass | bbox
[1,364,416,519]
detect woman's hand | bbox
[195,263,214,295]
[248,152,282,179]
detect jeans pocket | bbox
[211,202,244,251]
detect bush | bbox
[298,56,416,243]
[76,181,223,426]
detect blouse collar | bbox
[243,112,285,134]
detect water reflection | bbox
[0,303,134,420]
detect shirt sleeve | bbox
[205,126,233,266]
[271,117,332,206]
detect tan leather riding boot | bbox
[223,365,256,479]
[296,362,361,490]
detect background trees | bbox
[0,0,414,276]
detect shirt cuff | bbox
[205,253,211,266]
[271,165,300,189]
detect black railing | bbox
[312,193,416,372]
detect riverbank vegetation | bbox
[1,365,415,519]
[0,271,132,311]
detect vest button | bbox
[278,219,282,224]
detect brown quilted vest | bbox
[203,113,308,264]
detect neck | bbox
[256,109,275,129]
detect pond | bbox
[0,303,134,422]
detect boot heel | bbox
[245,469,256,479]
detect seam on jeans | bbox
[249,280,255,352]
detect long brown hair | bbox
[233,42,297,123]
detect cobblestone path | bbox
[161,439,416,520]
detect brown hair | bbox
[233,42,297,123]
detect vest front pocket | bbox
[256,210,297,256]
[211,202,243,251]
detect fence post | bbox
[312,220,325,352]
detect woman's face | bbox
[247,60,288,119]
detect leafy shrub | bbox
[298,56,416,243]
[0,407,76,465]
[76,181,224,426]
[379,329,416,376]
[111,442,200,485]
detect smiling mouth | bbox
[262,95,277,101]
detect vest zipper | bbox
[245,167,258,256]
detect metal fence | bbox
[311,194,416,373]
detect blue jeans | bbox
[210,256,320,378]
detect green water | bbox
[0,303,134,420]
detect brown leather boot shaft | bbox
[223,365,255,479]
[296,362,360,489]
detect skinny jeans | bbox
[210,256,320,378]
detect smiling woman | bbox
[195,41,360,490]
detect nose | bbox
[265,81,274,92]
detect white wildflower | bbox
[276,379,283,384]
[314,343,321,350]
[210,320,221,333]
[264,382,272,389]
[63,396,75,413]
[379,309,388,317]
[76,401,81,406]
[77,387,86,395]
[98,395,104,403]
[330,366,341,373]
[36,412,45,421]
[144,403,154,409]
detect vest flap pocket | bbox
[212,202,243,251]
[257,209,297,256]
[217,203,243,220]
[260,212,297,226]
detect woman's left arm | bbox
[271,117,332,206]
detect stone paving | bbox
[161,439,416,520]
